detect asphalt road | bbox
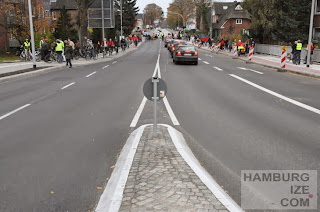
[1,30,320,211]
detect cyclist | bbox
[24,39,31,60]
[107,39,114,56]
[114,38,119,54]
[55,39,63,63]
[120,37,126,51]
[296,40,302,65]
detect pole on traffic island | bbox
[233,46,238,59]
[246,46,254,63]
[278,46,287,72]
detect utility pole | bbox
[101,0,105,42]
[120,0,123,38]
[27,0,36,69]
[307,0,315,68]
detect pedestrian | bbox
[291,40,297,62]
[296,40,302,65]
[55,39,63,63]
[220,38,225,50]
[65,41,73,68]
[228,39,232,52]
[133,35,138,47]
[114,38,119,54]
[41,38,50,60]
[304,42,314,64]
[107,38,114,55]
[68,38,75,57]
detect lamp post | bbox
[27,0,36,69]
[120,0,123,38]
[307,0,316,68]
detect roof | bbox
[213,2,235,15]
[212,2,251,29]
[50,0,78,10]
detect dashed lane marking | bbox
[86,71,96,77]
[102,65,109,69]
[213,66,223,71]
[203,61,210,64]
[0,104,31,121]
[238,67,263,75]
[61,82,75,90]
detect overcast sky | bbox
[136,0,244,14]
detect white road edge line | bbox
[230,74,320,115]
[203,61,210,64]
[130,97,147,128]
[102,65,109,69]
[163,97,180,125]
[86,71,96,78]
[213,66,223,71]
[0,104,31,121]
[96,125,146,212]
[61,82,75,90]
[165,124,244,212]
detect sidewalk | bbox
[96,125,243,212]
[0,43,143,81]
[190,42,320,78]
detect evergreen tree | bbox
[54,6,78,41]
[243,0,312,44]
[122,0,139,35]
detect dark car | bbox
[167,39,177,51]
[170,40,187,58]
[164,39,173,48]
[172,45,198,65]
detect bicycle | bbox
[287,52,293,63]
[108,46,113,56]
[20,49,41,62]
[44,50,57,63]
[121,44,126,52]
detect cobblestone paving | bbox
[119,126,229,212]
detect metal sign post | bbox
[101,0,105,42]
[143,77,167,135]
[27,0,36,69]
[152,77,159,134]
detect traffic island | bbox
[96,125,243,212]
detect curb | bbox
[0,41,145,83]
[95,124,243,212]
[196,45,320,79]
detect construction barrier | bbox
[233,46,237,57]
[248,47,254,62]
[281,50,286,69]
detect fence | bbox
[254,44,320,63]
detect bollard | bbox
[211,43,215,52]
[278,50,287,72]
[246,47,254,63]
[215,44,220,54]
[233,46,238,58]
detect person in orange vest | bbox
[304,42,314,64]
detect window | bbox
[236,19,242,25]
[317,0,320,13]
[52,11,56,20]
[45,10,49,17]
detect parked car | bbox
[172,45,198,65]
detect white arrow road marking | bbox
[213,66,223,71]
[102,65,109,69]
[237,67,263,75]
[0,104,31,121]
[203,61,210,64]
[86,71,96,77]
[61,82,75,90]
[230,74,320,115]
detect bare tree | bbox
[143,3,163,26]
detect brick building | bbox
[50,0,78,30]
[211,1,251,38]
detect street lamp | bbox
[307,0,316,68]
[27,0,36,69]
[167,11,185,29]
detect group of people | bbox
[292,40,314,65]
[23,34,142,67]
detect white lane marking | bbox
[230,74,320,115]
[61,82,75,90]
[86,71,96,78]
[165,124,244,212]
[96,125,145,212]
[198,58,202,60]
[163,97,180,125]
[203,61,210,64]
[102,65,109,69]
[130,97,147,128]
[152,54,160,77]
[0,104,31,121]
[238,67,263,75]
[112,61,117,64]
[213,66,223,71]
[205,54,213,58]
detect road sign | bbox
[143,77,167,101]
[88,0,115,28]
